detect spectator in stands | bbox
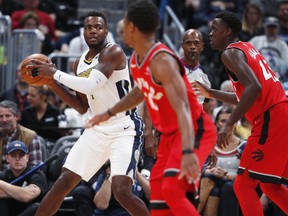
[194,0,244,28]
[0,100,43,171]
[212,79,236,120]
[20,85,68,148]
[197,107,246,216]
[0,0,22,16]
[0,63,30,113]
[0,140,47,216]
[239,2,264,42]
[19,11,54,55]
[115,19,133,61]
[277,0,288,44]
[180,29,211,113]
[249,16,288,80]
[11,0,57,41]
[92,162,150,216]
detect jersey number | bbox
[259,59,279,82]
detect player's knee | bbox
[112,176,133,203]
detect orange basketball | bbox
[20,53,51,86]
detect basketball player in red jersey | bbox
[194,11,288,215]
[87,0,216,215]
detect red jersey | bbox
[226,41,288,122]
[130,42,203,134]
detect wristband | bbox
[182,149,194,155]
[107,109,115,116]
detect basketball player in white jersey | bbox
[27,11,150,216]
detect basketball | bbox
[20,53,51,86]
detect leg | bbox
[234,171,263,216]
[219,181,239,216]
[35,168,82,216]
[72,181,95,216]
[260,182,288,214]
[197,177,216,213]
[162,176,199,216]
[203,196,219,216]
[112,175,150,216]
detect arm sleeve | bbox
[54,69,107,95]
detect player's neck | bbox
[135,34,156,63]
[87,41,108,59]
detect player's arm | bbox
[194,81,238,105]
[95,44,127,77]
[221,48,261,127]
[150,52,199,180]
[46,58,89,114]
[0,180,41,203]
[86,85,145,127]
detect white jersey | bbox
[184,65,211,104]
[77,43,133,118]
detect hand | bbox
[191,81,211,98]
[217,123,233,148]
[85,111,111,128]
[211,166,228,178]
[178,153,200,184]
[26,59,57,79]
[144,131,158,159]
[206,148,218,169]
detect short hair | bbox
[215,11,242,36]
[127,0,160,33]
[0,100,19,116]
[19,11,40,28]
[84,11,107,26]
[278,0,288,9]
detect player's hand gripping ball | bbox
[20,53,51,86]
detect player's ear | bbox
[225,27,233,37]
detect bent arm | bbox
[221,49,261,126]
[0,180,41,203]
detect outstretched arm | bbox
[86,85,145,126]
[192,81,238,105]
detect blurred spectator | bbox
[194,0,244,28]
[0,100,43,171]
[197,107,246,216]
[276,0,288,44]
[234,116,252,140]
[239,2,264,41]
[19,11,54,55]
[115,19,133,60]
[0,140,47,216]
[20,86,68,147]
[0,63,30,113]
[11,0,57,41]
[249,16,288,80]
[0,0,22,16]
[92,161,150,216]
[212,80,236,120]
